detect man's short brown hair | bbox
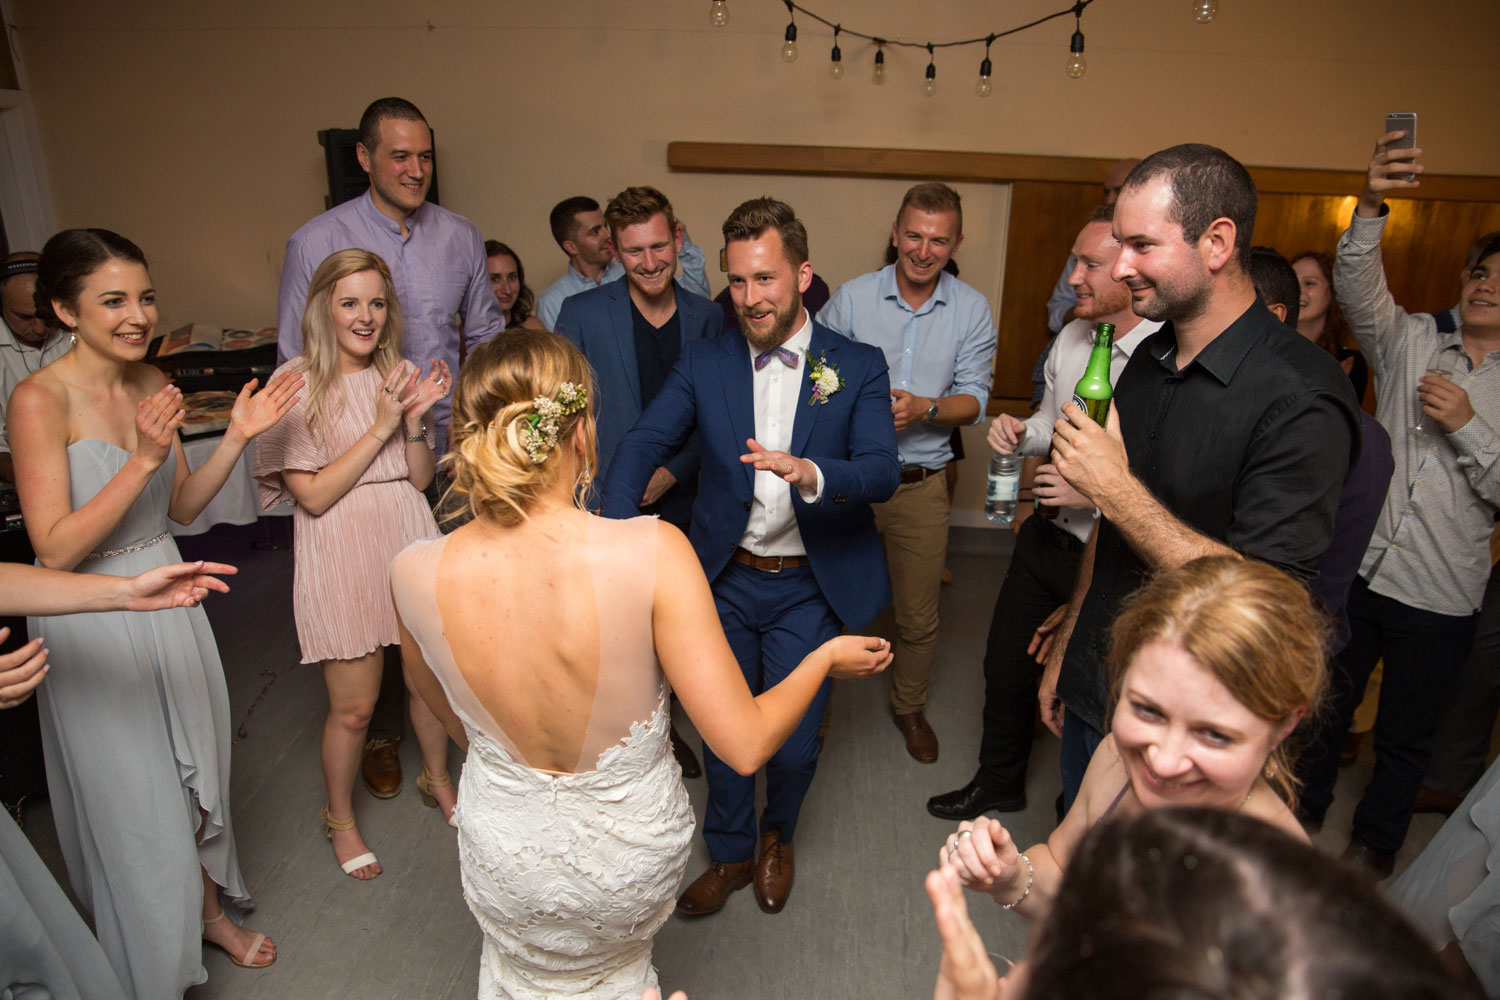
[897,182,963,234]
[603,186,677,242]
[722,198,809,269]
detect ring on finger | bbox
[957,829,973,841]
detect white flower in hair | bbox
[521,381,589,464]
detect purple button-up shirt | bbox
[276,190,505,456]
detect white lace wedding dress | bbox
[390,516,694,999]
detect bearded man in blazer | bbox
[604,197,899,917]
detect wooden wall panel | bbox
[995,181,1098,403]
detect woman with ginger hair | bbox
[942,555,1326,924]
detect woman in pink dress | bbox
[254,248,454,880]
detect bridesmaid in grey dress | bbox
[0,557,236,1000]
[8,229,301,999]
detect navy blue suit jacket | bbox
[602,320,900,630]
[554,276,723,487]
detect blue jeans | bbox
[1060,708,1104,814]
[701,560,839,862]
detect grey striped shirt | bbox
[1335,212,1500,615]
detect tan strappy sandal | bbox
[203,911,276,968]
[320,805,380,878]
[416,768,458,829]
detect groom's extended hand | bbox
[740,438,816,486]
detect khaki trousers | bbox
[872,471,950,714]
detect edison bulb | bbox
[781,39,798,62]
[1066,51,1086,78]
[873,58,886,84]
[1192,0,1218,23]
[923,78,937,97]
[710,0,728,27]
[830,59,845,80]
[975,76,993,98]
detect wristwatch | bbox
[925,399,940,422]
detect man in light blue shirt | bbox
[817,182,995,763]
[276,97,505,459]
[536,195,711,330]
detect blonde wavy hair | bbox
[295,249,405,441]
[1106,556,1328,806]
[445,328,597,526]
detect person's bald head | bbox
[0,252,47,347]
[1103,158,1143,205]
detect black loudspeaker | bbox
[318,128,441,210]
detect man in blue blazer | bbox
[605,198,900,916]
[555,186,723,531]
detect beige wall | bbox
[11,0,1497,513]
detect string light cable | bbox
[710,0,1111,84]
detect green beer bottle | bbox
[1070,322,1115,427]
[1036,322,1114,519]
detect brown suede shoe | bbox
[894,711,939,763]
[361,738,403,799]
[677,860,753,916]
[754,831,795,914]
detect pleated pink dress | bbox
[254,359,439,663]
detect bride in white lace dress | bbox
[390,330,890,1000]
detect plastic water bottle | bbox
[986,454,1021,525]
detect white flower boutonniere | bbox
[805,351,844,406]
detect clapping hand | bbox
[401,359,452,427]
[126,560,236,611]
[820,634,892,679]
[134,384,184,468]
[373,362,418,440]
[1358,130,1423,216]
[0,630,47,710]
[228,370,304,441]
[942,816,1026,906]
[927,864,1004,1000]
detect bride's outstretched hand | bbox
[228,369,305,440]
[941,816,1024,903]
[821,634,893,679]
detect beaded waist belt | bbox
[85,531,168,561]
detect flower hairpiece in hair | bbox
[522,382,588,464]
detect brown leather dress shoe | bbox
[361,738,403,799]
[754,831,794,914]
[894,711,939,763]
[677,859,753,916]
[1412,786,1464,815]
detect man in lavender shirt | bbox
[276,96,505,458]
[275,96,504,801]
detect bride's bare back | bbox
[394,509,665,774]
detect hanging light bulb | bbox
[1192,0,1218,23]
[872,43,886,85]
[709,0,728,28]
[923,46,937,98]
[1067,24,1086,78]
[829,26,844,80]
[781,23,799,62]
[975,36,995,97]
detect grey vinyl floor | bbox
[17,520,1448,1000]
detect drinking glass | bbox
[1412,367,1453,433]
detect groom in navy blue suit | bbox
[604,198,899,916]
[555,186,723,529]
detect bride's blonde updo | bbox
[446,329,597,526]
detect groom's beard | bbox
[738,290,804,353]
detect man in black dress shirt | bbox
[1037,144,1361,809]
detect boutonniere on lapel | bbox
[805,351,844,406]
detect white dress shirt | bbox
[739,311,824,556]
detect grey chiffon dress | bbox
[26,440,251,1000]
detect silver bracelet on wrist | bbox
[406,423,427,442]
[1000,853,1034,910]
